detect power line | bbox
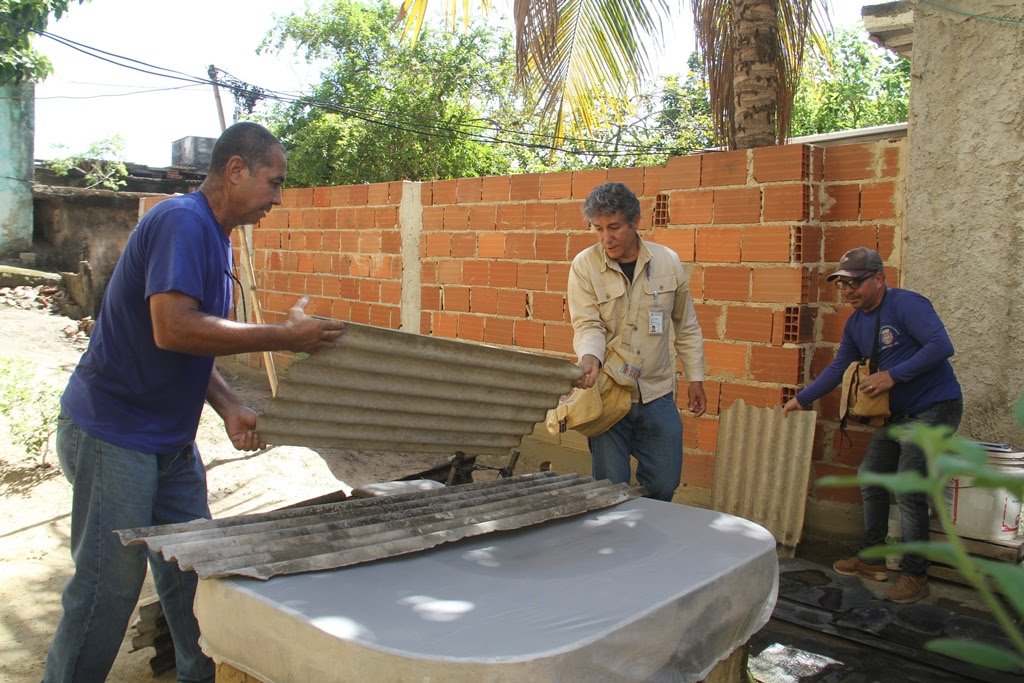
[35,84,205,100]
[920,0,1024,25]
[6,15,685,159]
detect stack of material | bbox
[255,321,582,454]
[128,601,174,676]
[117,472,641,580]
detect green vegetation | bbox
[259,2,907,186]
[0,0,84,84]
[46,135,129,190]
[819,397,1024,672]
[791,29,910,136]
[0,356,63,467]
[398,0,832,150]
[260,1,519,186]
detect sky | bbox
[31,0,869,168]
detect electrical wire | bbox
[919,0,1024,25]
[5,14,687,159]
[35,84,206,100]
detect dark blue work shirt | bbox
[797,287,962,416]
[61,191,233,454]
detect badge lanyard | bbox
[646,262,665,335]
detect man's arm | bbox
[669,262,706,415]
[785,319,863,414]
[567,255,610,367]
[150,293,343,356]
[885,293,955,382]
[671,289,705,383]
[206,365,264,451]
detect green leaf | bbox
[925,639,1024,671]
[976,559,1024,619]
[817,470,931,494]
[0,1,84,85]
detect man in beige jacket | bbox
[568,182,706,501]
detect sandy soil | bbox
[0,300,448,683]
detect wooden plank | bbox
[929,519,1024,563]
[216,662,264,683]
[927,562,1021,595]
[236,226,278,396]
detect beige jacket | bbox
[567,237,705,403]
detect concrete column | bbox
[398,180,423,333]
[903,0,1024,442]
[0,82,35,256]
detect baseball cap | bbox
[827,247,884,282]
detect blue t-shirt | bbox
[797,288,962,416]
[61,191,233,454]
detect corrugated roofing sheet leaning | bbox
[710,399,817,554]
[116,472,641,580]
[256,322,583,455]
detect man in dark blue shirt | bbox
[784,247,962,604]
[44,122,345,683]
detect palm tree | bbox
[398,0,830,150]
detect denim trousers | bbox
[588,393,683,502]
[858,399,963,577]
[44,415,215,683]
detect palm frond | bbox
[399,0,494,42]
[516,0,669,143]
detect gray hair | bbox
[582,182,641,225]
[208,121,283,175]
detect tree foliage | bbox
[260,0,519,186]
[46,135,128,190]
[0,0,84,84]
[790,28,910,136]
[651,52,719,155]
[256,5,907,187]
[399,0,830,150]
[0,356,62,467]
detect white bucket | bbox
[942,442,1024,542]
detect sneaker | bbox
[885,574,929,603]
[833,556,888,581]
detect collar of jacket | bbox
[598,235,652,276]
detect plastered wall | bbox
[903,0,1024,445]
[0,83,34,255]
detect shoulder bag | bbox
[839,295,890,431]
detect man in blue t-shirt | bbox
[783,247,962,605]
[43,122,345,683]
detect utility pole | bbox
[208,65,227,131]
[208,63,279,396]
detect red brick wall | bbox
[251,182,405,327]
[212,138,904,507]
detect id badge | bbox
[648,309,664,335]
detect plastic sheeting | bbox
[196,498,778,682]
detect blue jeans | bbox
[588,393,683,502]
[44,415,215,683]
[858,399,963,577]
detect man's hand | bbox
[782,397,804,417]
[222,405,266,452]
[687,381,707,417]
[572,354,602,389]
[284,296,345,352]
[859,370,894,398]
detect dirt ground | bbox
[0,299,449,683]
